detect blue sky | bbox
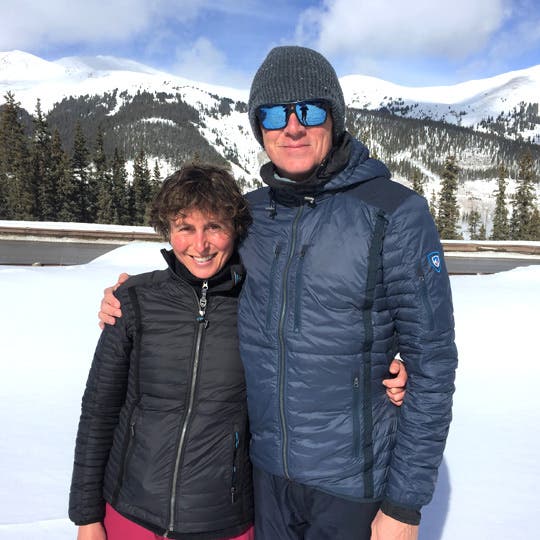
[1,0,540,89]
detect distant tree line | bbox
[410,153,539,240]
[346,108,540,240]
[1,90,539,239]
[346,107,540,181]
[1,92,172,225]
[477,102,540,144]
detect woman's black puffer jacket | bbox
[69,250,253,540]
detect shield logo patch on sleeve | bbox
[427,251,442,273]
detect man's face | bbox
[261,110,333,182]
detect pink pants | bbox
[104,503,254,540]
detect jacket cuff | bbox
[73,518,103,526]
[380,499,421,526]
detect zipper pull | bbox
[196,280,209,326]
[304,195,316,207]
[266,192,277,218]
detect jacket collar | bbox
[260,131,353,193]
[160,249,244,293]
[260,132,391,210]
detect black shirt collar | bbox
[161,249,244,293]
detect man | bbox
[101,46,456,539]
[238,46,457,539]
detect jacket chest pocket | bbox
[293,245,309,332]
[265,243,311,333]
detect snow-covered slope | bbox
[0,50,66,82]
[341,65,540,131]
[342,65,539,108]
[0,50,247,113]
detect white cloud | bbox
[296,0,509,60]
[171,37,250,87]
[0,0,208,50]
[173,37,226,79]
[486,11,540,63]
[424,0,540,81]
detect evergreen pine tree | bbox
[31,99,56,220]
[411,169,425,197]
[437,155,461,239]
[0,92,34,219]
[467,208,481,240]
[57,150,79,222]
[429,189,437,220]
[144,159,162,223]
[110,148,130,224]
[478,223,487,240]
[94,126,114,224]
[490,164,509,240]
[132,149,151,225]
[71,121,93,222]
[529,205,540,240]
[237,175,247,192]
[49,130,68,221]
[510,152,536,240]
[151,159,162,198]
[126,180,135,225]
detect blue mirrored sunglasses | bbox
[256,100,329,130]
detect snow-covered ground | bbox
[0,241,538,540]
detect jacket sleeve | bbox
[381,193,458,518]
[68,287,134,525]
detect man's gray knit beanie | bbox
[248,45,346,146]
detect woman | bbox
[69,164,254,540]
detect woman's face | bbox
[169,209,235,279]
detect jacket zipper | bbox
[231,430,240,503]
[112,401,139,504]
[352,374,361,458]
[164,280,209,537]
[278,205,304,479]
[124,417,137,467]
[417,267,435,330]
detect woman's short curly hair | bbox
[149,164,252,241]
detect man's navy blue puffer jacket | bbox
[238,133,458,518]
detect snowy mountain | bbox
[3,50,539,142]
[1,50,539,235]
[341,66,540,142]
[0,50,246,104]
[0,50,259,184]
